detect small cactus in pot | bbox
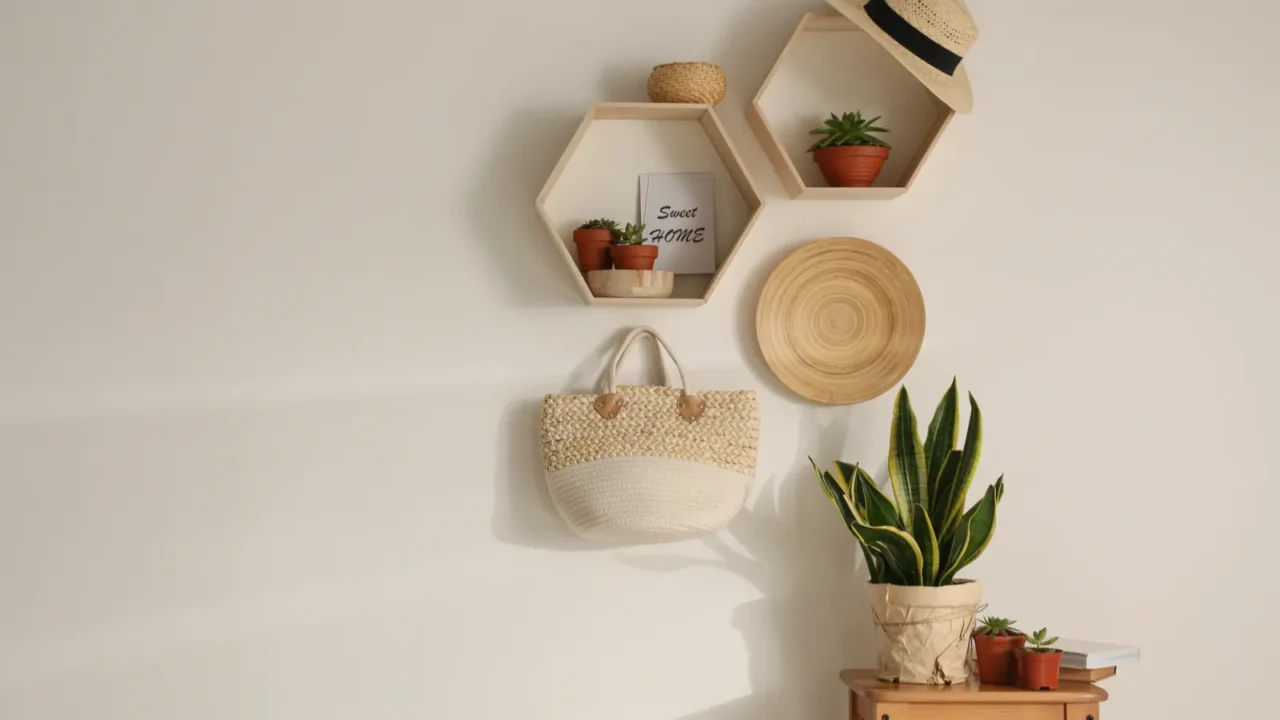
[973,616,1026,686]
[573,218,620,272]
[807,111,891,188]
[1017,628,1063,691]
[609,223,658,270]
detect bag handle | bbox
[595,327,705,422]
[603,326,693,394]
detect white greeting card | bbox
[640,173,716,274]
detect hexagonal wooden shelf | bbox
[748,11,955,200]
[536,102,764,307]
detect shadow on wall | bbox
[616,408,877,720]
[734,240,809,400]
[492,393,882,716]
[464,105,584,309]
[708,0,824,112]
[490,370,892,716]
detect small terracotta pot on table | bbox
[573,229,614,271]
[610,244,658,271]
[814,145,890,187]
[974,634,1026,685]
[1017,650,1063,691]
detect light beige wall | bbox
[2,1,1276,718]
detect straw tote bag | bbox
[540,327,759,543]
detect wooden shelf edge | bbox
[592,101,710,121]
[839,669,1109,705]
[796,186,907,200]
[589,296,706,308]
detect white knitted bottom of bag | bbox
[546,455,749,543]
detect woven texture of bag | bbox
[646,62,727,105]
[540,327,758,543]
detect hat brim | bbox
[826,0,974,113]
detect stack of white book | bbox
[1056,639,1141,670]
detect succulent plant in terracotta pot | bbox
[573,218,620,272]
[807,111,891,188]
[1017,628,1063,691]
[609,223,657,271]
[973,616,1026,686]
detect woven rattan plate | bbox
[756,238,925,405]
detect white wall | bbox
[2,1,1277,718]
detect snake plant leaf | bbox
[995,475,1005,504]
[924,379,960,491]
[852,471,867,520]
[812,459,844,512]
[852,520,923,585]
[888,386,928,532]
[854,467,901,529]
[834,461,869,521]
[847,523,887,584]
[870,546,910,586]
[936,393,984,538]
[911,504,940,585]
[864,548,885,583]
[928,450,962,533]
[832,461,857,498]
[938,484,998,585]
[813,458,858,528]
[939,515,970,584]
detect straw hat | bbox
[826,0,978,113]
[756,238,925,405]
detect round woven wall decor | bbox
[756,238,925,405]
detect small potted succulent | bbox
[609,223,657,270]
[1017,628,1063,691]
[973,616,1026,686]
[807,111,891,188]
[573,219,620,272]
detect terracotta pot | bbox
[1017,650,1063,691]
[573,229,614,271]
[974,634,1026,686]
[610,244,658,271]
[813,145,890,187]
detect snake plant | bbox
[811,380,1005,587]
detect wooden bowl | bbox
[587,269,675,299]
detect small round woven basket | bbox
[647,62,727,105]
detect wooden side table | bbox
[842,668,1109,720]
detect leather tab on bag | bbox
[677,393,706,422]
[593,393,623,419]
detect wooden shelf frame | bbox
[536,102,765,307]
[747,11,955,200]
